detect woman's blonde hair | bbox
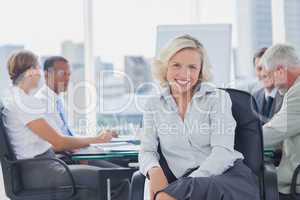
[7,50,38,85]
[153,34,212,87]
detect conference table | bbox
[70,140,140,200]
[71,138,140,167]
[71,151,139,162]
[70,142,277,163]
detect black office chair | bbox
[129,88,279,200]
[279,165,300,200]
[290,165,300,200]
[0,101,135,200]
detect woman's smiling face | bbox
[166,48,202,95]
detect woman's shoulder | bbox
[195,82,228,97]
[194,83,233,108]
[3,87,45,115]
[208,88,232,104]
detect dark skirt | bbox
[156,160,260,200]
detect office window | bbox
[90,0,191,135]
[0,0,84,132]
[0,0,238,136]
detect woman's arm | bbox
[138,101,161,176]
[190,90,242,177]
[26,118,117,152]
[139,100,168,197]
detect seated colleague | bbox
[138,35,260,200]
[253,48,283,124]
[254,47,268,82]
[35,56,130,200]
[1,50,123,200]
[260,44,300,198]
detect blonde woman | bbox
[2,50,125,200]
[139,35,259,200]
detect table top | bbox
[71,149,275,161]
[71,151,139,161]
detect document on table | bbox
[74,144,105,155]
[73,142,140,155]
[91,142,140,152]
[111,135,140,143]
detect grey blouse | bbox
[139,82,244,178]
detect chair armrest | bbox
[291,164,300,196]
[4,156,76,200]
[55,151,77,164]
[264,162,279,200]
[129,171,146,200]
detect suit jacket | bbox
[263,77,300,194]
[253,88,284,124]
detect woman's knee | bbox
[156,192,177,200]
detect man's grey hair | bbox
[260,44,300,70]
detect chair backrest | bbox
[222,88,264,177]
[0,100,24,195]
[0,101,17,161]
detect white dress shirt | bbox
[35,85,72,136]
[264,88,278,100]
[139,82,244,178]
[2,87,51,159]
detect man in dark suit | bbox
[253,48,283,124]
[253,48,284,168]
[253,80,283,124]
